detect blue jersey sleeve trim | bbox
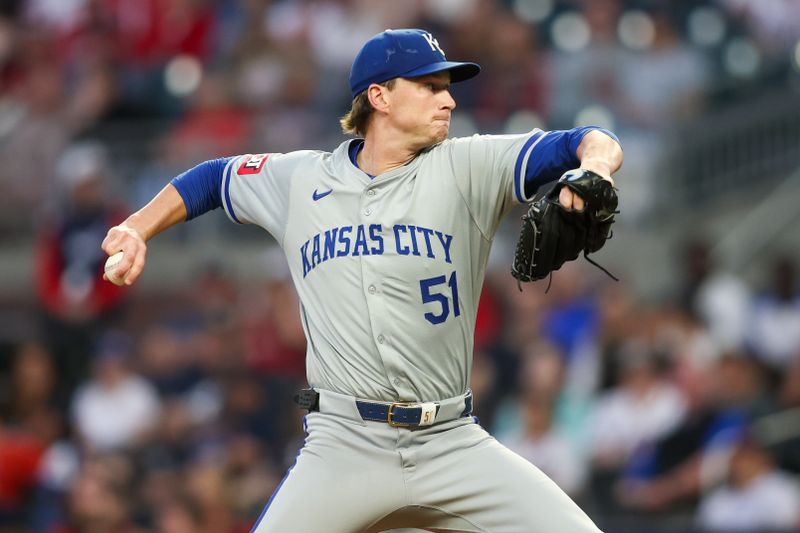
[222,158,243,224]
[170,157,232,220]
[513,130,546,203]
[566,125,620,154]
[522,126,620,199]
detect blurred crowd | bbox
[1,0,800,532]
[4,231,800,533]
[0,0,799,237]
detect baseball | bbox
[104,251,125,286]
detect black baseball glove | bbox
[511,169,619,288]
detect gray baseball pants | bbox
[251,389,602,533]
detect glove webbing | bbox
[515,221,619,293]
[513,205,543,292]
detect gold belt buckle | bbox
[387,402,414,427]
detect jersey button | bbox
[368,285,377,294]
[364,207,372,216]
[393,377,403,386]
[377,334,385,344]
[366,190,376,197]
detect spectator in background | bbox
[2,341,61,441]
[586,278,635,385]
[137,326,205,401]
[488,269,548,393]
[717,0,800,57]
[152,497,203,533]
[219,372,279,452]
[55,452,143,533]
[616,7,710,130]
[70,331,161,452]
[0,423,47,525]
[0,11,120,235]
[469,11,548,131]
[138,399,200,486]
[652,304,719,407]
[181,454,254,533]
[696,435,800,532]
[615,354,773,514]
[245,44,330,154]
[501,392,587,497]
[494,339,591,480]
[589,339,686,472]
[612,7,711,221]
[547,0,626,128]
[100,0,216,115]
[239,251,307,455]
[35,141,129,397]
[748,254,800,374]
[774,355,800,475]
[240,251,306,380]
[469,349,499,428]
[223,433,279,528]
[539,262,604,398]
[11,341,80,533]
[0,55,71,235]
[263,0,397,78]
[0,342,63,527]
[679,240,751,353]
[523,265,597,364]
[165,73,251,166]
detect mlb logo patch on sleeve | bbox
[237,154,270,175]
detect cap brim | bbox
[402,61,481,83]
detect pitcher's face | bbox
[386,71,456,150]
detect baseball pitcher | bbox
[103,29,623,532]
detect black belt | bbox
[293,389,473,427]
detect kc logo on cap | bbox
[348,28,481,98]
[421,31,445,55]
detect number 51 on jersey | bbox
[419,271,460,325]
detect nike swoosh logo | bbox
[312,189,332,201]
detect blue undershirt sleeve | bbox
[170,157,234,220]
[523,126,619,198]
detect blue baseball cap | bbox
[349,29,481,98]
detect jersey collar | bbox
[347,139,374,179]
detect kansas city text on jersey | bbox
[300,223,454,277]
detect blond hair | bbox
[339,79,395,137]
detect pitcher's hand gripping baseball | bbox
[101,224,148,286]
[511,169,618,285]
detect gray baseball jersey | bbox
[221,129,605,532]
[223,130,549,402]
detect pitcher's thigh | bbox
[250,451,328,532]
[415,426,602,533]
[252,435,404,532]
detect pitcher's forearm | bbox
[124,184,187,242]
[559,129,623,210]
[577,129,624,180]
[101,184,188,286]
